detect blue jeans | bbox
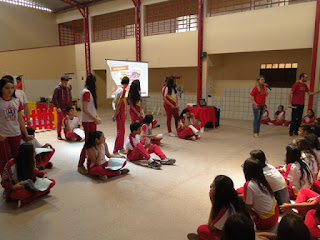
[253,105,264,134]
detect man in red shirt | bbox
[52,75,72,140]
[288,73,320,136]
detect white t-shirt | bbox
[301,152,318,180]
[0,97,23,137]
[245,180,275,216]
[112,87,125,111]
[21,138,42,148]
[63,116,81,131]
[124,135,140,152]
[89,143,107,168]
[263,164,286,192]
[80,89,97,123]
[15,90,28,105]
[277,111,285,120]
[314,149,320,166]
[287,161,312,192]
[162,86,177,101]
[213,205,236,230]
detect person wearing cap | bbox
[52,75,72,140]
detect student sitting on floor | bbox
[305,207,320,240]
[177,108,201,140]
[196,175,251,240]
[278,143,313,200]
[304,134,320,192]
[280,188,320,216]
[1,143,55,208]
[239,158,279,231]
[270,105,287,126]
[298,125,313,137]
[302,109,316,125]
[125,122,176,170]
[140,114,162,145]
[21,127,54,170]
[256,214,311,240]
[261,105,271,125]
[294,137,318,180]
[86,131,129,181]
[63,106,84,141]
[250,150,290,207]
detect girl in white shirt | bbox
[242,158,279,231]
[270,105,286,126]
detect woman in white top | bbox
[78,74,101,174]
[86,131,129,181]
[242,158,279,231]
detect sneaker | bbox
[45,162,53,169]
[17,200,21,208]
[191,136,196,141]
[187,233,202,240]
[154,124,160,128]
[120,168,130,175]
[118,149,127,155]
[267,122,273,126]
[78,166,88,175]
[196,135,201,139]
[168,132,176,137]
[98,175,107,181]
[200,127,204,133]
[160,158,176,165]
[57,136,63,140]
[148,161,161,170]
[253,133,259,138]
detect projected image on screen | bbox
[106,60,148,98]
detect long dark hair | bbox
[250,149,266,167]
[128,79,141,106]
[243,158,274,197]
[220,213,255,240]
[276,214,311,240]
[212,175,251,220]
[275,105,284,116]
[286,143,312,187]
[295,136,316,159]
[85,74,97,109]
[15,143,36,181]
[304,133,320,150]
[142,114,153,125]
[85,131,103,149]
[0,77,16,98]
[179,108,190,121]
[166,76,177,95]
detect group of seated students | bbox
[190,122,320,240]
[262,105,316,126]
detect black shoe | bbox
[37,165,45,170]
[120,168,130,175]
[45,162,53,169]
[148,161,161,170]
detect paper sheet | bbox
[34,177,53,191]
[106,158,126,170]
[35,148,53,154]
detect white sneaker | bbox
[17,200,21,208]
[160,158,176,165]
[191,136,196,141]
[169,132,176,137]
[267,122,273,126]
[200,127,204,133]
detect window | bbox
[0,0,51,12]
[176,14,198,33]
[260,63,298,88]
[58,19,84,46]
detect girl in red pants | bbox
[140,115,162,145]
[125,122,175,170]
[0,77,33,175]
[261,105,271,124]
[270,105,287,126]
[78,74,101,174]
[280,188,320,215]
[162,76,179,137]
[240,158,279,231]
[278,143,313,199]
[21,127,55,170]
[196,175,251,240]
[302,109,316,125]
[305,208,320,240]
[1,143,55,208]
[63,106,84,141]
[177,109,201,140]
[86,131,129,181]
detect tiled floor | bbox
[0,109,294,240]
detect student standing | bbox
[52,75,72,140]
[112,76,129,154]
[289,73,320,136]
[78,74,101,174]
[162,76,179,137]
[250,75,268,138]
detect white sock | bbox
[147,159,154,164]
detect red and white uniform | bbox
[263,164,287,192]
[63,116,84,141]
[125,135,166,161]
[141,123,162,145]
[294,188,320,215]
[128,96,143,123]
[113,87,126,153]
[0,97,23,175]
[301,152,318,180]
[305,209,320,240]
[197,205,236,240]
[244,180,279,230]
[162,86,179,133]
[302,115,315,125]
[282,161,312,199]
[261,110,271,124]
[1,158,55,206]
[78,89,97,168]
[87,144,125,177]
[271,111,286,125]
[177,118,200,139]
